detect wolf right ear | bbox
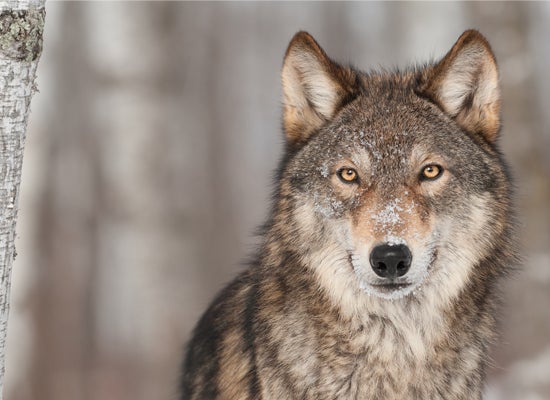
[418,30,501,143]
[281,32,358,146]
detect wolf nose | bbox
[369,244,412,279]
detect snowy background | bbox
[5,3,550,399]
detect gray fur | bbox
[181,30,516,400]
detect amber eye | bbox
[420,164,443,181]
[337,167,359,183]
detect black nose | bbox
[369,244,412,279]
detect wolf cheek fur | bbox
[181,30,516,400]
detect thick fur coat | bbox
[181,30,516,400]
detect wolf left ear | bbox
[418,30,501,143]
[281,32,358,145]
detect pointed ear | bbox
[281,31,358,145]
[418,30,501,143]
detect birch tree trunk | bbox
[0,0,44,397]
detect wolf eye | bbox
[420,164,443,181]
[337,167,358,183]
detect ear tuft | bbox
[281,32,358,145]
[419,30,501,143]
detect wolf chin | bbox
[181,30,516,399]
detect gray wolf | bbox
[181,30,516,399]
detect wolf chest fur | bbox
[181,30,516,400]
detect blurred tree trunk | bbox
[0,1,44,398]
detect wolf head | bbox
[272,30,512,311]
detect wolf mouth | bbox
[371,282,412,293]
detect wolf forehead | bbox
[286,94,477,179]
[303,87,458,155]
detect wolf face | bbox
[279,31,510,307]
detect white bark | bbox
[0,0,44,397]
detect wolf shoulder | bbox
[181,267,257,399]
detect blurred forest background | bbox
[3,2,550,400]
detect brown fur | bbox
[181,30,516,399]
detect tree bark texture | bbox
[0,1,44,397]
